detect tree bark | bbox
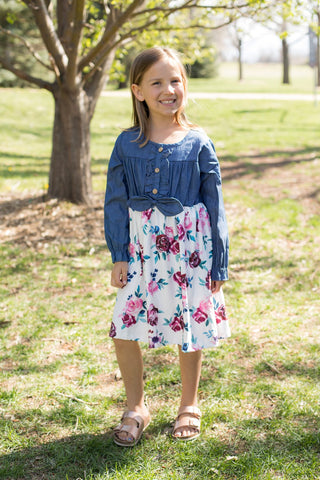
[282,37,290,85]
[48,85,93,204]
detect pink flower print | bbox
[129,242,135,258]
[215,304,227,324]
[147,304,158,326]
[169,315,185,332]
[126,297,143,315]
[142,208,153,221]
[189,251,201,268]
[198,207,209,232]
[156,234,171,252]
[177,224,185,240]
[173,272,188,288]
[122,313,136,327]
[169,240,180,255]
[192,307,208,324]
[148,280,159,294]
[184,212,193,230]
[165,226,174,240]
[109,322,116,337]
[199,298,212,313]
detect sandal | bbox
[172,406,201,441]
[113,411,150,447]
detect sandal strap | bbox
[113,411,145,445]
[173,406,201,435]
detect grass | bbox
[1,67,320,479]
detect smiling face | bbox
[131,56,186,123]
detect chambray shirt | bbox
[104,128,229,281]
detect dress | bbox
[104,129,230,352]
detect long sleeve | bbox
[199,138,229,281]
[104,136,130,263]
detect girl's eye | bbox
[152,81,160,86]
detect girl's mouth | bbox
[160,99,176,105]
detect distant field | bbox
[188,62,317,94]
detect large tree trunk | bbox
[282,37,290,85]
[48,85,93,205]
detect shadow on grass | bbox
[221,146,320,182]
[0,417,319,480]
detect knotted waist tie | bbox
[127,195,184,216]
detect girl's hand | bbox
[211,280,224,294]
[111,262,128,288]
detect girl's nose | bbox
[165,83,175,94]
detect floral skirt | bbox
[109,203,230,352]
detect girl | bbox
[104,47,230,446]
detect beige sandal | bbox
[172,406,201,441]
[113,411,150,447]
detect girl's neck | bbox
[149,120,189,145]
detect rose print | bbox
[205,271,210,290]
[189,251,201,268]
[147,304,159,326]
[177,224,185,240]
[184,212,193,230]
[147,280,159,294]
[165,226,174,239]
[192,307,208,324]
[169,240,180,255]
[142,208,153,221]
[126,297,143,314]
[156,234,171,252]
[169,315,185,332]
[129,242,135,258]
[173,271,188,288]
[215,304,227,324]
[122,313,136,327]
[109,322,116,337]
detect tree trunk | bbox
[48,86,93,205]
[282,37,290,85]
[238,38,243,81]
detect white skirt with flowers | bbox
[109,203,230,353]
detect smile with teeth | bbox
[160,99,176,104]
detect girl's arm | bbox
[104,135,130,263]
[199,137,229,282]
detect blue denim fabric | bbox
[104,128,229,281]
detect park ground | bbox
[0,63,320,479]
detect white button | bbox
[152,188,158,194]
[155,167,160,173]
[158,147,163,152]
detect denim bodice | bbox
[104,128,229,281]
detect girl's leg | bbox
[113,339,150,441]
[175,346,202,437]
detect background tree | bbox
[0,0,265,205]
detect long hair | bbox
[129,47,196,145]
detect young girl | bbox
[104,47,230,446]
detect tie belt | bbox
[127,195,184,216]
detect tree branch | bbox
[0,56,53,91]
[23,0,68,75]
[65,0,85,89]
[78,0,144,72]
[0,26,53,72]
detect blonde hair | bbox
[129,47,196,145]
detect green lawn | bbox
[0,76,320,480]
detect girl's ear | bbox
[131,84,144,102]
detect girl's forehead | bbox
[143,57,183,79]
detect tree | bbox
[0,0,261,204]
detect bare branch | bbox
[0,26,53,72]
[0,56,53,91]
[23,0,68,74]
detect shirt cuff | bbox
[111,249,129,263]
[211,268,228,281]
